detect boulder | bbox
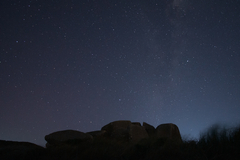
[0,140,45,160]
[101,120,148,143]
[143,122,156,136]
[0,140,44,150]
[132,122,141,126]
[155,123,182,141]
[129,124,149,143]
[101,120,132,137]
[45,130,93,147]
[111,127,130,141]
[86,130,106,138]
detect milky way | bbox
[1,0,240,146]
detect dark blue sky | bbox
[1,0,240,146]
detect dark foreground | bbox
[1,125,240,160]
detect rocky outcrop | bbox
[0,140,45,160]
[129,123,149,143]
[0,140,44,150]
[44,121,182,148]
[101,120,149,143]
[101,120,132,137]
[86,130,106,138]
[0,121,183,160]
[132,122,141,126]
[45,130,93,148]
[156,123,182,141]
[143,122,156,137]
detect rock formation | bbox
[0,140,44,149]
[0,140,45,160]
[101,120,149,143]
[101,120,132,137]
[129,123,149,143]
[44,121,182,148]
[156,123,182,141]
[143,122,156,137]
[86,130,106,138]
[45,130,93,148]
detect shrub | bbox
[197,124,240,159]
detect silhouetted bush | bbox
[197,124,240,159]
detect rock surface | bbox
[86,130,106,138]
[0,140,44,149]
[44,121,182,148]
[129,123,149,143]
[0,140,45,160]
[156,123,182,141]
[45,130,93,147]
[143,122,156,136]
[101,120,149,143]
[101,120,132,136]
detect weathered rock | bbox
[0,140,45,160]
[156,123,182,141]
[143,122,156,136]
[129,124,149,143]
[45,130,93,147]
[0,140,44,150]
[111,127,130,141]
[101,120,148,143]
[132,122,141,126]
[87,130,106,138]
[44,121,182,149]
[101,120,132,137]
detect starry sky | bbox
[1,0,240,146]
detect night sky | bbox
[1,0,240,146]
